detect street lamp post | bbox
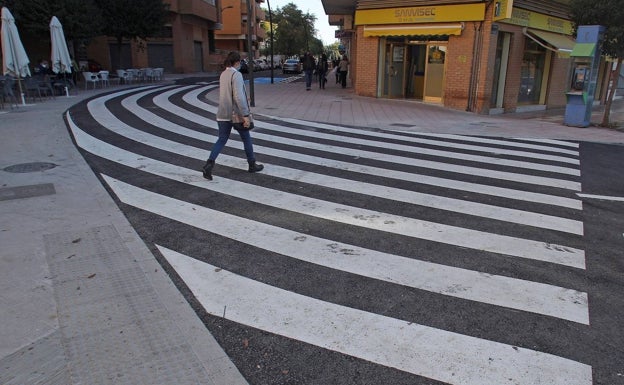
[246,0,255,106]
[267,0,274,84]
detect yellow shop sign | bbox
[505,8,573,34]
[355,3,486,25]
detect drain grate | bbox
[3,162,57,173]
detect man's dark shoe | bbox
[248,161,264,173]
[202,159,214,180]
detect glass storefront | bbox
[490,32,511,109]
[518,38,547,105]
[379,37,447,102]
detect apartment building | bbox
[85,0,265,74]
[215,0,266,59]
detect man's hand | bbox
[243,116,251,128]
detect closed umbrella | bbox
[50,16,72,96]
[1,7,29,105]
[49,16,71,74]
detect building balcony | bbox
[256,27,266,40]
[176,0,217,20]
[255,6,265,20]
[328,14,344,26]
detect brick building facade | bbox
[83,0,266,75]
[322,0,606,115]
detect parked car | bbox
[254,59,269,71]
[282,58,302,74]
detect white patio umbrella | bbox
[1,7,30,105]
[49,16,71,75]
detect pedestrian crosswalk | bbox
[66,83,593,384]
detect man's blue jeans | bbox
[209,120,255,162]
[304,70,313,89]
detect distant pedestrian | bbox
[333,58,340,84]
[202,51,263,180]
[317,53,328,89]
[302,51,316,91]
[339,55,349,89]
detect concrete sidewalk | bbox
[1,74,623,384]
[0,85,248,385]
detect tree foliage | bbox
[271,3,319,57]
[0,0,101,43]
[1,0,169,58]
[570,0,624,59]
[569,0,624,126]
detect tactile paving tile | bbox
[44,225,214,385]
[0,330,71,385]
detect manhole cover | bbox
[3,162,57,173]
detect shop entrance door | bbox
[382,40,406,98]
[423,44,447,103]
[380,39,447,102]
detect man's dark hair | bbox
[224,51,241,67]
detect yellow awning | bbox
[523,28,575,55]
[363,23,464,37]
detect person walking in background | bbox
[202,51,263,180]
[317,53,328,89]
[333,58,340,84]
[339,55,349,89]
[302,51,316,91]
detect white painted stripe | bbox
[577,193,624,202]
[88,88,583,208]
[77,110,591,317]
[79,120,582,267]
[160,246,593,385]
[78,103,586,267]
[402,133,580,151]
[197,91,581,159]
[217,102,581,158]
[114,94,583,234]
[510,137,580,149]
[91,170,588,322]
[188,89,580,171]
[138,86,581,189]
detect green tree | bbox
[0,0,102,54]
[570,0,624,127]
[271,3,317,57]
[94,0,169,69]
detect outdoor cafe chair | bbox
[82,71,100,89]
[116,69,131,84]
[153,68,164,81]
[98,70,111,87]
[52,76,76,96]
[143,68,155,82]
[24,77,44,102]
[126,69,137,83]
[1,76,20,109]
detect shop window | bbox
[518,39,546,105]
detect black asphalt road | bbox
[65,83,624,385]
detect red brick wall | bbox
[348,6,574,114]
[354,26,378,97]
[500,25,525,112]
[444,24,477,111]
[545,54,571,107]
